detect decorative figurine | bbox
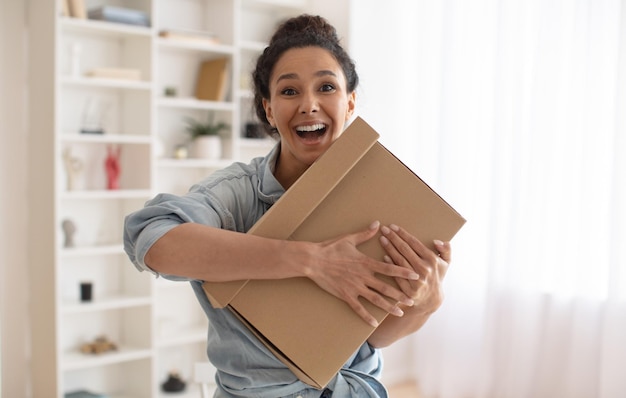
[62,148,83,191]
[105,145,121,190]
[161,371,186,393]
[80,336,117,355]
[61,218,77,248]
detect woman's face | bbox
[263,46,356,186]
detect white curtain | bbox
[351,0,626,397]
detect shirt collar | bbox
[257,142,285,206]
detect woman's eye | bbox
[281,88,297,96]
[320,84,336,92]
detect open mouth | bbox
[295,123,327,141]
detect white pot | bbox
[192,136,222,159]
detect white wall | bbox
[0,0,30,396]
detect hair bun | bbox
[270,14,340,46]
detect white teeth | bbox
[296,123,325,132]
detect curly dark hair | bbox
[252,14,359,137]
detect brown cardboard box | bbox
[202,117,466,389]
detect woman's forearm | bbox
[367,305,434,348]
[144,223,312,282]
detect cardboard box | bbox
[202,117,466,388]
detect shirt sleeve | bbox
[123,190,226,276]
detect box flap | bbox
[202,279,248,309]
[202,117,380,307]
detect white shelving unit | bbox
[28,0,350,396]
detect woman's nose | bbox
[299,92,319,114]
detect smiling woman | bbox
[124,14,452,398]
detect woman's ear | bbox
[345,91,356,120]
[263,98,275,127]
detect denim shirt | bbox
[123,144,388,398]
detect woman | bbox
[124,14,451,397]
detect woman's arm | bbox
[144,221,421,327]
[367,224,451,347]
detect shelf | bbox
[59,134,151,144]
[60,244,125,258]
[62,346,153,371]
[60,17,152,37]
[157,157,233,169]
[157,97,235,111]
[157,37,235,55]
[60,190,153,200]
[61,76,152,91]
[62,295,152,313]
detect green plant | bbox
[184,112,230,140]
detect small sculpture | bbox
[80,336,118,355]
[105,145,121,190]
[161,371,186,393]
[61,218,77,248]
[80,97,109,135]
[62,148,84,191]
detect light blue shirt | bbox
[123,144,388,397]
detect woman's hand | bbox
[304,221,420,327]
[380,224,452,314]
[364,224,451,347]
[380,223,451,318]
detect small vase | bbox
[192,136,222,159]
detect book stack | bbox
[88,6,150,27]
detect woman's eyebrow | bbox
[315,70,337,78]
[276,70,337,83]
[276,73,298,83]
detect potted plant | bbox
[184,112,229,159]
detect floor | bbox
[387,380,421,397]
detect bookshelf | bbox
[27,0,350,397]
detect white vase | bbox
[192,136,222,159]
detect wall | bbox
[0,0,30,396]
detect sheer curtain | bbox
[351,0,626,396]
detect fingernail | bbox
[381,226,390,235]
[383,255,392,263]
[409,272,420,280]
[379,236,389,246]
[434,239,444,247]
[369,319,379,328]
[404,298,415,306]
[392,306,404,317]
[369,220,380,230]
[390,224,399,232]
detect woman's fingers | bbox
[378,224,452,302]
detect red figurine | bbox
[105,145,121,190]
